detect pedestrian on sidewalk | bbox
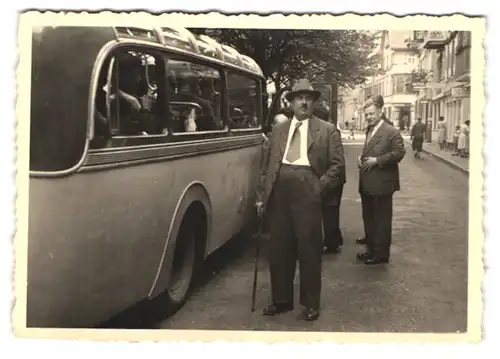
[410,117,426,158]
[255,79,345,321]
[348,117,356,139]
[356,95,405,265]
[452,125,461,155]
[457,120,470,158]
[437,117,447,150]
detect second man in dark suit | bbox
[256,79,346,321]
[312,106,346,254]
[357,96,405,265]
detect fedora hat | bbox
[285,79,322,102]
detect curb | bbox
[403,139,469,175]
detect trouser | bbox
[412,137,424,152]
[322,186,344,249]
[267,164,323,309]
[360,192,394,259]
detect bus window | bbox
[226,71,261,129]
[166,59,223,133]
[95,49,167,137]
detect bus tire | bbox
[164,204,206,314]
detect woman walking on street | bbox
[437,117,447,150]
[457,120,470,158]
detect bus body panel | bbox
[30,26,115,173]
[27,139,262,328]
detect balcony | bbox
[422,31,449,49]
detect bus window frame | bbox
[88,40,266,152]
[102,46,170,140]
[225,68,263,133]
[164,54,230,138]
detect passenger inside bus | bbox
[170,78,218,132]
[92,51,168,137]
[109,54,150,135]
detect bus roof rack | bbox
[112,25,264,77]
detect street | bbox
[155,132,469,333]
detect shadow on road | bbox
[99,231,254,329]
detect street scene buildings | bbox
[338,30,471,147]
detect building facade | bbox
[339,30,421,130]
[339,30,471,138]
[414,31,471,142]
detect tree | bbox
[188,28,379,90]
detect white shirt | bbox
[282,117,311,166]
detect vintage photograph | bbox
[14,12,484,341]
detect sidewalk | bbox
[403,136,469,174]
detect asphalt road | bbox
[155,134,469,333]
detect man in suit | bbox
[312,106,346,254]
[355,95,393,246]
[410,117,426,158]
[255,79,345,321]
[356,96,405,265]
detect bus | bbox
[28,25,270,328]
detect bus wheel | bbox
[165,213,199,312]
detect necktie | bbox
[286,121,303,163]
[365,125,374,145]
[366,125,374,138]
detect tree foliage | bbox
[188,28,379,90]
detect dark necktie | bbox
[286,121,303,163]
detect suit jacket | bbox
[257,116,346,207]
[411,122,426,139]
[359,121,405,196]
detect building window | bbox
[364,86,373,100]
[450,38,456,77]
[413,31,425,42]
[437,50,444,81]
[392,74,411,94]
[226,71,261,129]
[167,58,224,133]
[456,31,471,54]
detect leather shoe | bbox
[323,245,342,254]
[365,257,389,265]
[297,308,319,321]
[262,303,293,316]
[356,251,372,261]
[355,237,367,245]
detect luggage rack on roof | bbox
[112,25,263,76]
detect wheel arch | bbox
[147,181,212,298]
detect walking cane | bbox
[251,211,264,312]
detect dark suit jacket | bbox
[359,121,405,196]
[257,116,346,207]
[411,122,426,139]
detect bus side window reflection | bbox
[94,49,168,137]
[227,71,261,129]
[166,59,223,133]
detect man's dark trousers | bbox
[267,164,323,310]
[322,185,344,249]
[360,192,393,259]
